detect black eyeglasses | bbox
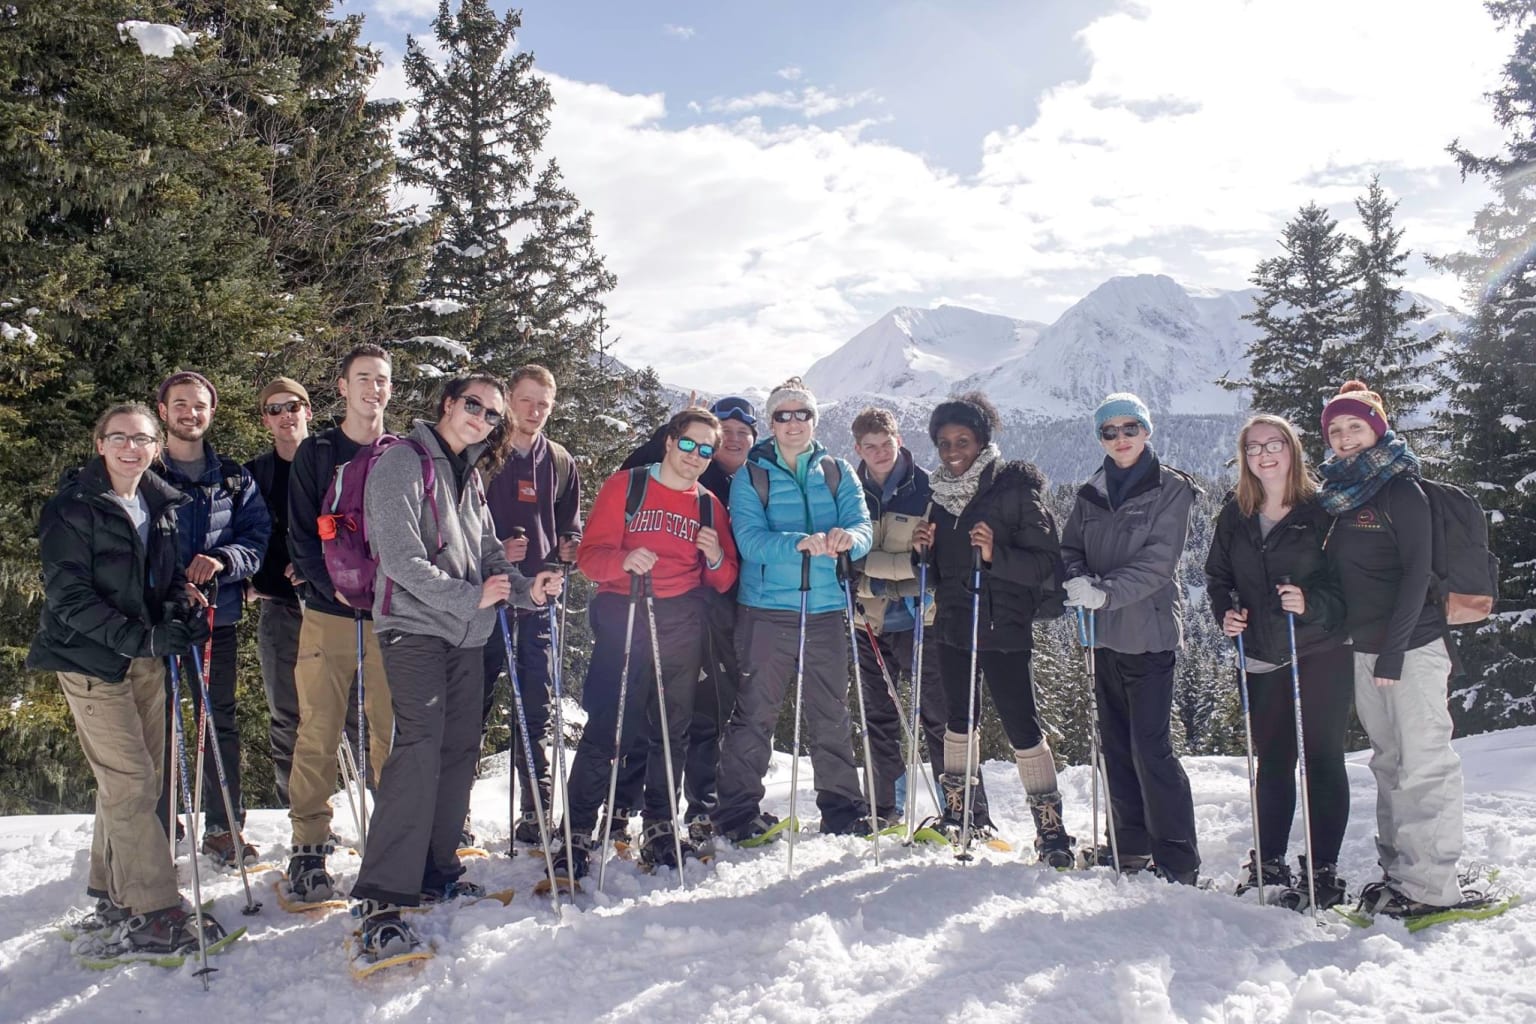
[461,395,504,428]
[711,397,757,426]
[677,438,716,458]
[1099,422,1143,441]
[771,409,814,423]
[103,432,159,449]
[1244,438,1288,457]
[264,400,307,416]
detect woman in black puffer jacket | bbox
[1204,413,1350,910]
[27,403,218,956]
[911,392,1073,866]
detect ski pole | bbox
[503,527,527,838]
[862,621,942,826]
[958,545,983,862]
[189,644,262,915]
[1279,575,1317,920]
[840,553,880,863]
[787,552,811,880]
[641,573,687,887]
[167,654,213,988]
[353,610,368,856]
[545,559,578,891]
[1231,592,1264,906]
[597,573,642,892]
[1076,605,1120,878]
[907,540,930,843]
[556,531,579,685]
[337,738,365,843]
[499,602,563,919]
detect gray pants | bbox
[1353,639,1463,906]
[350,632,481,906]
[257,600,303,806]
[712,607,867,833]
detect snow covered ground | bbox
[2,727,1534,1023]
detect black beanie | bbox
[928,395,995,449]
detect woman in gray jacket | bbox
[350,373,563,960]
[1061,393,1201,884]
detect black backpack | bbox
[623,465,714,532]
[1420,479,1499,625]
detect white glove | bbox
[1063,575,1097,603]
[1064,579,1108,610]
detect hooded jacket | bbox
[365,422,538,647]
[929,459,1060,650]
[27,460,191,681]
[159,441,270,627]
[853,448,931,633]
[729,437,872,615]
[1204,494,1347,665]
[1061,452,1198,655]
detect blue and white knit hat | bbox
[1093,392,1152,435]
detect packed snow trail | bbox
[1,729,1533,1023]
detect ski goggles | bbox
[677,438,716,458]
[710,396,757,426]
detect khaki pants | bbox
[59,658,179,913]
[288,607,392,846]
[1354,639,1464,906]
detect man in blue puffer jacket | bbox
[155,371,272,866]
[712,378,875,841]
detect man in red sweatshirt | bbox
[553,408,738,878]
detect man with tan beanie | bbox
[246,377,314,806]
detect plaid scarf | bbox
[1317,431,1420,515]
[929,443,1001,517]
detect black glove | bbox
[186,610,212,647]
[140,621,194,657]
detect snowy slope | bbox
[2,728,1532,1023]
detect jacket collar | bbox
[1078,450,1165,510]
[71,458,189,516]
[857,447,915,500]
[159,440,226,486]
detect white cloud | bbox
[370,0,1512,391]
[776,66,803,81]
[663,24,696,40]
[369,0,437,28]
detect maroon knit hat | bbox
[1320,380,1388,440]
[156,371,218,409]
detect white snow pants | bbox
[1352,638,1464,906]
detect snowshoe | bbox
[685,814,714,846]
[419,879,486,904]
[551,832,593,881]
[637,819,705,871]
[1078,845,1151,874]
[820,814,880,838]
[1028,792,1076,870]
[122,902,227,955]
[72,895,131,934]
[600,806,635,847]
[281,843,337,907]
[512,810,547,846]
[1234,850,1294,901]
[722,813,795,847]
[346,898,433,978]
[1275,856,1346,911]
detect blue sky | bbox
[354,0,1511,392]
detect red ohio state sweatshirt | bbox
[578,469,738,598]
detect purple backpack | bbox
[318,435,441,612]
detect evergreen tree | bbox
[1436,0,1536,731]
[628,366,673,438]
[1344,175,1435,424]
[1224,203,1356,464]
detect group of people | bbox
[30,345,1470,962]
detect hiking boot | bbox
[75,894,131,933]
[123,903,226,955]
[1028,792,1076,869]
[599,807,635,846]
[1278,856,1347,911]
[720,813,781,845]
[512,811,547,845]
[201,828,257,868]
[1234,850,1293,900]
[420,879,486,904]
[1356,880,1445,918]
[638,819,701,870]
[286,843,335,902]
[352,899,419,961]
[551,833,593,881]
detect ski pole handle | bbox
[641,572,654,599]
[800,552,811,592]
[971,545,982,572]
[628,571,642,598]
[836,550,853,584]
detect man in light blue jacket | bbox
[712,378,875,842]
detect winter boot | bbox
[638,819,701,870]
[201,827,257,868]
[600,806,635,847]
[1079,845,1152,874]
[74,893,131,933]
[458,814,476,849]
[420,879,487,904]
[285,843,335,903]
[512,810,547,846]
[1234,850,1294,901]
[352,899,419,961]
[551,832,593,881]
[1355,880,1444,918]
[720,812,782,845]
[123,902,226,955]
[931,772,998,842]
[1028,792,1076,869]
[685,813,714,847]
[1277,856,1348,911]
[820,814,879,837]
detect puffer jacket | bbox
[1204,494,1347,665]
[27,460,191,681]
[160,441,270,627]
[853,448,930,632]
[930,459,1061,651]
[729,438,872,615]
[365,422,537,647]
[1061,452,1198,655]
